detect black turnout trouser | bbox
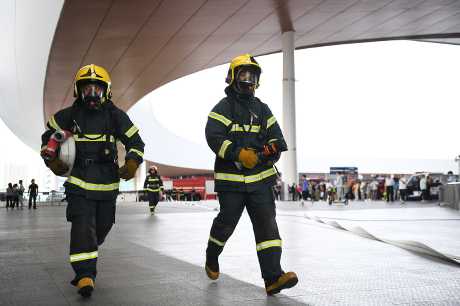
[66,194,116,284]
[206,186,283,283]
[28,194,37,209]
[147,192,160,212]
[386,186,394,202]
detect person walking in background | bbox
[366,181,372,201]
[6,183,13,209]
[371,179,378,200]
[420,175,428,202]
[296,183,302,202]
[360,181,367,201]
[28,179,38,209]
[273,178,282,201]
[393,176,399,201]
[290,183,297,201]
[319,182,326,201]
[426,175,433,201]
[12,184,19,209]
[352,181,360,201]
[18,180,25,209]
[143,165,164,216]
[399,176,407,203]
[326,181,336,205]
[301,175,309,201]
[385,175,394,202]
[336,173,344,201]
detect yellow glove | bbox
[47,158,69,176]
[118,159,139,180]
[238,148,258,169]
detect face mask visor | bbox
[79,82,106,110]
[234,66,259,95]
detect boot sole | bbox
[267,276,298,295]
[78,285,93,298]
[205,265,219,280]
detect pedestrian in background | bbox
[301,175,309,200]
[12,184,19,209]
[393,176,399,201]
[6,183,13,209]
[336,173,344,201]
[18,180,25,209]
[28,179,39,209]
[399,176,407,203]
[385,175,394,202]
[420,176,427,202]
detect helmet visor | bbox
[236,66,259,86]
[81,83,105,99]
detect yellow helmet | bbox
[225,54,261,89]
[73,64,112,100]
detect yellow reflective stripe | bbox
[70,251,98,263]
[250,125,261,133]
[244,168,277,183]
[215,172,244,182]
[67,176,119,191]
[256,239,282,251]
[125,125,139,138]
[209,236,225,247]
[230,124,260,133]
[129,148,144,158]
[209,112,232,127]
[267,116,276,128]
[148,178,159,182]
[145,188,161,192]
[218,140,232,159]
[48,116,61,130]
[73,135,115,142]
[268,138,278,144]
[214,168,277,184]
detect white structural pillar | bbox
[281,31,298,197]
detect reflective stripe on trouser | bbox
[206,186,282,282]
[67,194,116,282]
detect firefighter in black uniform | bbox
[204,54,298,295]
[41,64,144,297]
[143,165,163,215]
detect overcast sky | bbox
[130,40,460,173]
[1,40,459,175]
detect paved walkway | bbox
[1,200,459,305]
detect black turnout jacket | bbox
[144,174,163,193]
[205,87,287,192]
[41,100,144,200]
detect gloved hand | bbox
[238,148,258,169]
[259,143,281,164]
[47,158,69,176]
[118,159,139,180]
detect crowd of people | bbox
[4,179,39,209]
[280,173,442,204]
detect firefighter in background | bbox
[143,165,163,215]
[41,64,144,298]
[204,54,298,295]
